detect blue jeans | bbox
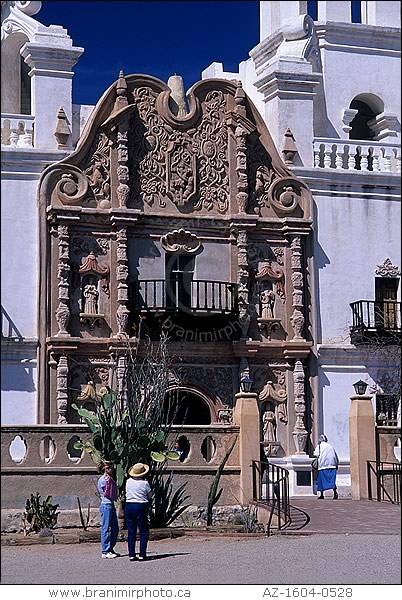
[99,503,118,554]
[125,502,150,558]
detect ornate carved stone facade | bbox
[37,73,313,458]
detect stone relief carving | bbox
[56,354,69,424]
[217,404,233,424]
[84,133,111,208]
[255,260,286,302]
[259,380,288,424]
[115,226,130,337]
[179,366,233,406]
[55,224,71,337]
[129,86,229,213]
[289,235,305,341]
[161,229,201,254]
[72,236,109,257]
[236,229,251,337]
[82,279,99,315]
[375,258,401,277]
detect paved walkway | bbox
[285,497,401,535]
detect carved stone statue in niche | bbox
[83,277,99,315]
[262,408,277,442]
[260,288,275,319]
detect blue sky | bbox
[38,1,259,106]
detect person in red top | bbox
[97,462,119,558]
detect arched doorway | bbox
[164,388,212,425]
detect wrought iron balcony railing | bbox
[131,279,238,314]
[350,300,401,344]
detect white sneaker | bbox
[102,552,117,559]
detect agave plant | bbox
[149,465,191,528]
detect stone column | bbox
[55,224,71,336]
[349,393,376,500]
[56,354,69,424]
[292,360,307,454]
[234,82,248,213]
[233,390,260,503]
[115,226,129,337]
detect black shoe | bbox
[129,556,136,562]
[318,495,324,499]
[333,491,338,500]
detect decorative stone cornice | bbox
[375,258,401,278]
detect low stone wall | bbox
[1,424,242,530]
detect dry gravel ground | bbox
[1,533,401,586]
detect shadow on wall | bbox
[1,363,36,392]
[312,199,331,346]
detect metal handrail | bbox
[252,460,291,535]
[350,300,401,332]
[367,460,401,505]
[131,279,238,313]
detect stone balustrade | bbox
[313,138,401,174]
[1,425,240,472]
[1,114,35,148]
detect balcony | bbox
[131,279,238,314]
[350,300,401,345]
[313,138,400,174]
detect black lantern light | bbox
[240,375,254,393]
[353,380,368,396]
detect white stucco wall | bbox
[1,364,37,425]
[1,177,38,338]
[314,190,401,344]
[318,37,401,139]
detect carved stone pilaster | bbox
[116,354,128,405]
[55,224,71,337]
[56,355,69,424]
[234,83,248,213]
[115,226,129,337]
[236,229,251,337]
[292,360,307,454]
[289,235,305,340]
[116,107,130,207]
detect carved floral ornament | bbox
[375,258,401,278]
[161,229,201,254]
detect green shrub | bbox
[23,493,59,533]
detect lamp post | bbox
[234,374,259,504]
[239,375,254,394]
[349,379,374,499]
[353,380,368,396]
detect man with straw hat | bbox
[125,463,152,561]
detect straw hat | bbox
[128,463,149,477]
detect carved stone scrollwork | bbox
[56,354,69,424]
[55,168,89,206]
[255,261,286,302]
[161,229,201,254]
[115,226,129,337]
[55,224,71,337]
[267,177,301,215]
[257,318,282,340]
[292,360,307,454]
[375,258,401,277]
[289,236,305,341]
